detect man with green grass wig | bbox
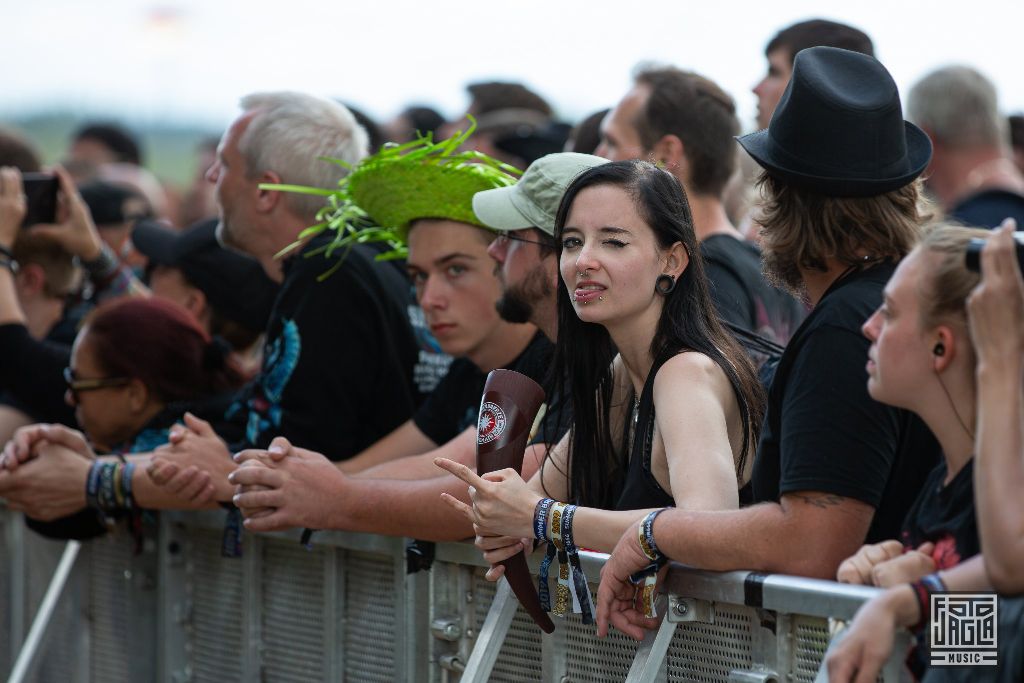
[295,122,552,474]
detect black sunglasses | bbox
[63,367,132,401]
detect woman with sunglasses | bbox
[63,296,244,453]
[4,296,244,539]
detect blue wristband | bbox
[85,461,103,510]
[534,498,555,541]
[122,461,136,510]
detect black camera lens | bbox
[964,232,1024,273]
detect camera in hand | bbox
[965,231,1024,273]
[21,172,58,228]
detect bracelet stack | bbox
[533,497,596,624]
[630,508,670,618]
[85,460,137,514]
[910,572,948,630]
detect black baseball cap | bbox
[132,218,278,333]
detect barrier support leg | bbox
[459,579,519,683]
[624,613,676,683]
[6,541,81,683]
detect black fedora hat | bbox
[737,46,932,197]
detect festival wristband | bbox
[638,508,669,562]
[122,461,136,510]
[533,498,555,542]
[910,572,948,630]
[86,461,103,510]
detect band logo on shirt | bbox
[478,402,507,444]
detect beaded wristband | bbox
[533,497,555,542]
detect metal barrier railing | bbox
[0,506,910,682]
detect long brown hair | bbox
[757,173,930,294]
[550,160,765,507]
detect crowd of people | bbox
[0,16,1022,682]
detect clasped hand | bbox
[0,423,95,520]
[146,413,233,504]
[228,436,349,532]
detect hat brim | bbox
[737,121,932,198]
[472,185,535,231]
[131,220,180,266]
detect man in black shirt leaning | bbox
[596,65,804,343]
[596,47,942,640]
[226,152,607,541]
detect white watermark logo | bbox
[930,593,998,666]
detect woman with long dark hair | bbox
[437,160,764,597]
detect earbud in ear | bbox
[933,343,945,357]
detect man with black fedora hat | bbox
[596,47,942,640]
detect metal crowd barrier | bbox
[0,506,910,682]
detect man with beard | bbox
[226,153,606,540]
[595,48,942,641]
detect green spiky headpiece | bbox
[270,119,521,268]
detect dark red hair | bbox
[84,297,244,404]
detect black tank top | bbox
[614,360,675,511]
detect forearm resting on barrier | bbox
[649,492,874,579]
[352,427,476,480]
[338,420,442,475]
[826,554,993,682]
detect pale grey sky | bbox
[5,0,1023,132]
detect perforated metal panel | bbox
[563,611,639,682]
[187,527,244,682]
[87,534,141,682]
[791,615,831,683]
[472,574,544,682]
[666,603,756,682]
[261,538,328,682]
[342,551,396,682]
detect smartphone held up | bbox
[20,172,59,228]
[965,231,1024,274]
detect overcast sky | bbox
[5,0,1023,133]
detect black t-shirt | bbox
[751,262,941,543]
[950,188,1024,230]
[0,323,75,426]
[700,234,805,345]
[900,459,978,570]
[225,236,422,460]
[413,333,553,446]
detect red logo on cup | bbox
[478,401,507,444]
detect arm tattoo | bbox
[792,493,846,509]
